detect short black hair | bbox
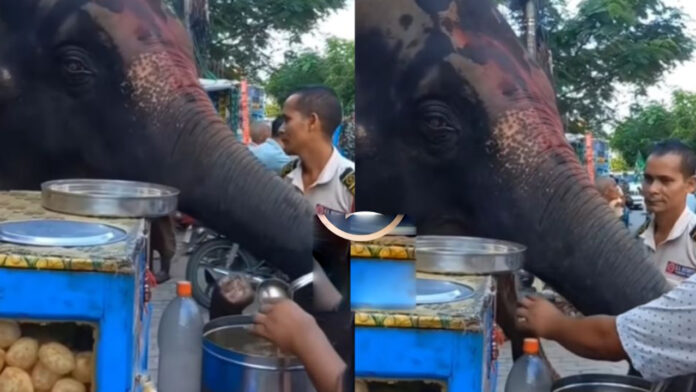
[287,85,342,138]
[271,115,284,137]
[649,140,696,178]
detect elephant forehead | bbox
[356,0,433,64]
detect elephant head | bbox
[355,0,669,316]
[0,0,313,284]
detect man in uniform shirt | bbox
[637,140,696,287]
[279,85,355,214]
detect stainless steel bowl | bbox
[552,374,653,392]
[41,179,179,218]
[415,235,525,274]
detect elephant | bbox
[355,0,672,376]
[0,0,316,304]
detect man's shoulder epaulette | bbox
[280,159,299,178]
[636,216,651,237]
[340,167,355,197]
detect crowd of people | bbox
[519,140,696,385]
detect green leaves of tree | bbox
[265,38,355,113]
[611,90,696,164]
[165,0,345,79]
[501,0,694,134]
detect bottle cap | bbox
[523,338,540,354]
[177,281,192,297]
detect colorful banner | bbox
[241,79,250,145]
[585,133,595,183]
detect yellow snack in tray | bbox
[7,338,39,370]
[0,366,34,392]
[31,362,59,391]
[38,344,74,376]
[0,321,21,349]
[51,379,85,392]
[70,353,92,384]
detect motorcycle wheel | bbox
[186,238,257,308]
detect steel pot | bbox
[202,315,314,392]
[552,374,653,392]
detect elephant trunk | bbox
[139,87,314,281]
[521,157,669,315]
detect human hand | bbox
[516,295,566,339]
[252,299,318,355]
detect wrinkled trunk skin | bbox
[140,88,314,284]
[517,160,669,316]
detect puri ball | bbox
[38,344,74,376]
[0,366,34,392]
[6,338,39,370]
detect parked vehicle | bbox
[184,225,281,308]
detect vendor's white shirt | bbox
[285,148,354,214]
[640,207,696,287]
[616,274,696,382]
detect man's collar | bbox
[290,147,340,191]
[642,206,695,249]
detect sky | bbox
[266,0,354,69]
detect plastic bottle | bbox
[157,281,204,392]
[504,338,553,392]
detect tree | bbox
[265,39,355,112]
[610,90,696,165]
[610,104,674,165]
[165,0,346,79]
[610,156,630,172]
[500,0,695,135]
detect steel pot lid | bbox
[415,235,526,274]
[0,220,128,247]
[41,179,179,218]
[416,278,475,304]
[552,374,653,392]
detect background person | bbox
[250,116,292,174]
[248,120,271,147]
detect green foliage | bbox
[611,90,696,165]
[164,0,346,79]
[265,100,282,118]
[610,155,630,172]
[265,38,354,112]
[502,0,695,134]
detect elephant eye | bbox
[424,114,450,131]
[56,46,96,92]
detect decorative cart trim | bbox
[0,192,143,274]
[351,236,416,260]
[354,274,495,331]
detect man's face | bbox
[281,95,312,155]
[642,153,696,214]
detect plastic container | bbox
[505,338,553,392]
[157,281,205,392]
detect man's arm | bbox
[517,296,627,361]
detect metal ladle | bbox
[242,272,314,315]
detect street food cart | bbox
[0,184,174,391]
[352,235,523,391]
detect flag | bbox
[634,151,646,174]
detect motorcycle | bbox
[181,216,282,308]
